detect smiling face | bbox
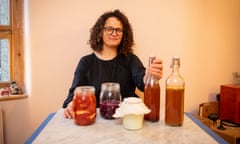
[102,17,123,50]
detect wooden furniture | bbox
[199,102,219,118]
[195,115,240,144]
[220,84,240,124]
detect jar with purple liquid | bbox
[100,82,121,119]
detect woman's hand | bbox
[145,58,163,81]
[64,101,74,119]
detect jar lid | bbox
[113,97,150,117]
[74,86,95,95]
[101,82,120,91]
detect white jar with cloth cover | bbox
[113,97,150,130]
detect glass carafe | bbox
[73,86,96,125]
[100,82,122,119]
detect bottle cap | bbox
[148,55,156,65]
[149,54,155,58]
[171,56,180,67]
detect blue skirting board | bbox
[185,112,228,144]
[25,112,56,144]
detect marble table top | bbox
[32,108,226,144]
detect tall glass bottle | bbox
[144,55,160,122]
[165,57,185,126]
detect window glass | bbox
[0,39,10,81]
[0,0,24,89]
[0,0,10,82]
[0,0,10,26]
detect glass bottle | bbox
[100,82,122,119]
[73,86,96,125]
[144,55,160,122]
[165,57,185,126]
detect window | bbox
[0,0,24,90]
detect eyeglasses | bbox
[103,27,123,36]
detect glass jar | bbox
[100,82,122,119]
[73,86,96,125]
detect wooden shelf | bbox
[0,94,28,101]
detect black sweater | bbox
[62,53,146,108]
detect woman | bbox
[63,9,163,118]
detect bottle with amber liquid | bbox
[144,55,160,122]
[165,57,185,126]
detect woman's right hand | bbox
[64,101,74,119]
[144,58,163,83]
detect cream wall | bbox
[0,0,239,144]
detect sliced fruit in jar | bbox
[75,110,89,115]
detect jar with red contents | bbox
[73,86,96,125]
[99,82,121,119]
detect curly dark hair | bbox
[89,9,134,55]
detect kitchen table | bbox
[26,108,227,144]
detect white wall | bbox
[0,0,239,144]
